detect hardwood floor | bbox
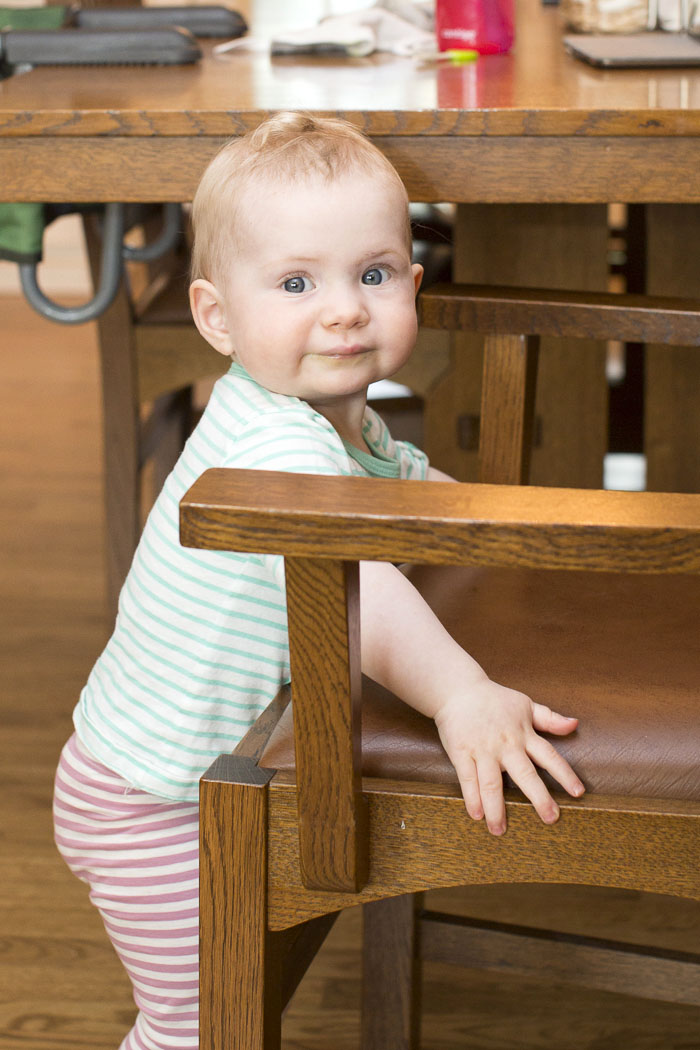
[2,292,699,1050]
[1,294,131,1049]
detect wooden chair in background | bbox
[41,0,226,621]
[181,284,700,1050]
[82,207,228,618]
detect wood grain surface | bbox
[423,206,610,487]
[419,910,700,1007]
[285,558,368,893]
[362,894,421,1049]
[478,333,538,485]
[5,1,700,140]
[200,760,280,1050]
[5,0,700,202]
[420,284,700,345]
[645,205,700,493]
[6,133,700,204]
[181,467,700,572]
[263,782,700,930]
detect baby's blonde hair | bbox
[190,111,412,283]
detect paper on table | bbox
[214,2,435,58]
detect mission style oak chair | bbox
[82,207,228,618]
[37,0,231,619]
[179,284,700,1050]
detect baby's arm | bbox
[426,465,456,483]
[359,561,585,835]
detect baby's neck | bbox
[308,393,369,453]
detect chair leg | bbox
[362,893,422,1050]
[83,214,141,619]
[200,755,281,1050]
[98,295,141,619]
[144,386,193,508]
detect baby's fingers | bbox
[528,735,585,799]
[504,752,561,825]
[453,753,507,835]
[453,754,484,823]
[475,757,507,836]
[531,702,579,737]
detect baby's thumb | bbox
[532,703,579,736]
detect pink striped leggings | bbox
[53,733,200,1050]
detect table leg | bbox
[645,204,700,494]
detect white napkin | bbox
[656,0,694,30]
[215,3,435,58]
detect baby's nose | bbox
[321,286,369,327]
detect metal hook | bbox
[122,202,182,263]
[20,202,125,325]
[19,202,182,325]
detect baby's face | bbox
[209,169,422,414]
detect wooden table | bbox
[2,0,699,491]
[3,0,700,204]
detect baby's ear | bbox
[189,279,233,357]
[412,262,424,297]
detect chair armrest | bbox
[180,468,700,574]
[181,467,700,895]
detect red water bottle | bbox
[436,0,515,55]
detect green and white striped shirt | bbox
[74,362,429,800]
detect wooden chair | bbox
[40,0,227,620]
[179,284,700,1050]
[83,207,228,617]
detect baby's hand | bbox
[433,677,585,836]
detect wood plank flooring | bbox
[2,292,700,1050]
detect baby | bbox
[54,112,583,1050]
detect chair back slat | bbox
[479,333,540,485]
[284,556,368,893]
[420,284,700,346]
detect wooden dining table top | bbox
[3,0,700,202]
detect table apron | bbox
[2,135,700,203]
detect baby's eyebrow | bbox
[277,256,319,266]
[271,247,406,272]
[360,248,404,260]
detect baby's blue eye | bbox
[283,276,311,294]
[362,267,389,286]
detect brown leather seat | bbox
[262,568,700,802]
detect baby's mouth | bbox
[318,344,370,359]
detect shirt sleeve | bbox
[394,439,429,480]
[362,406,430,480]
